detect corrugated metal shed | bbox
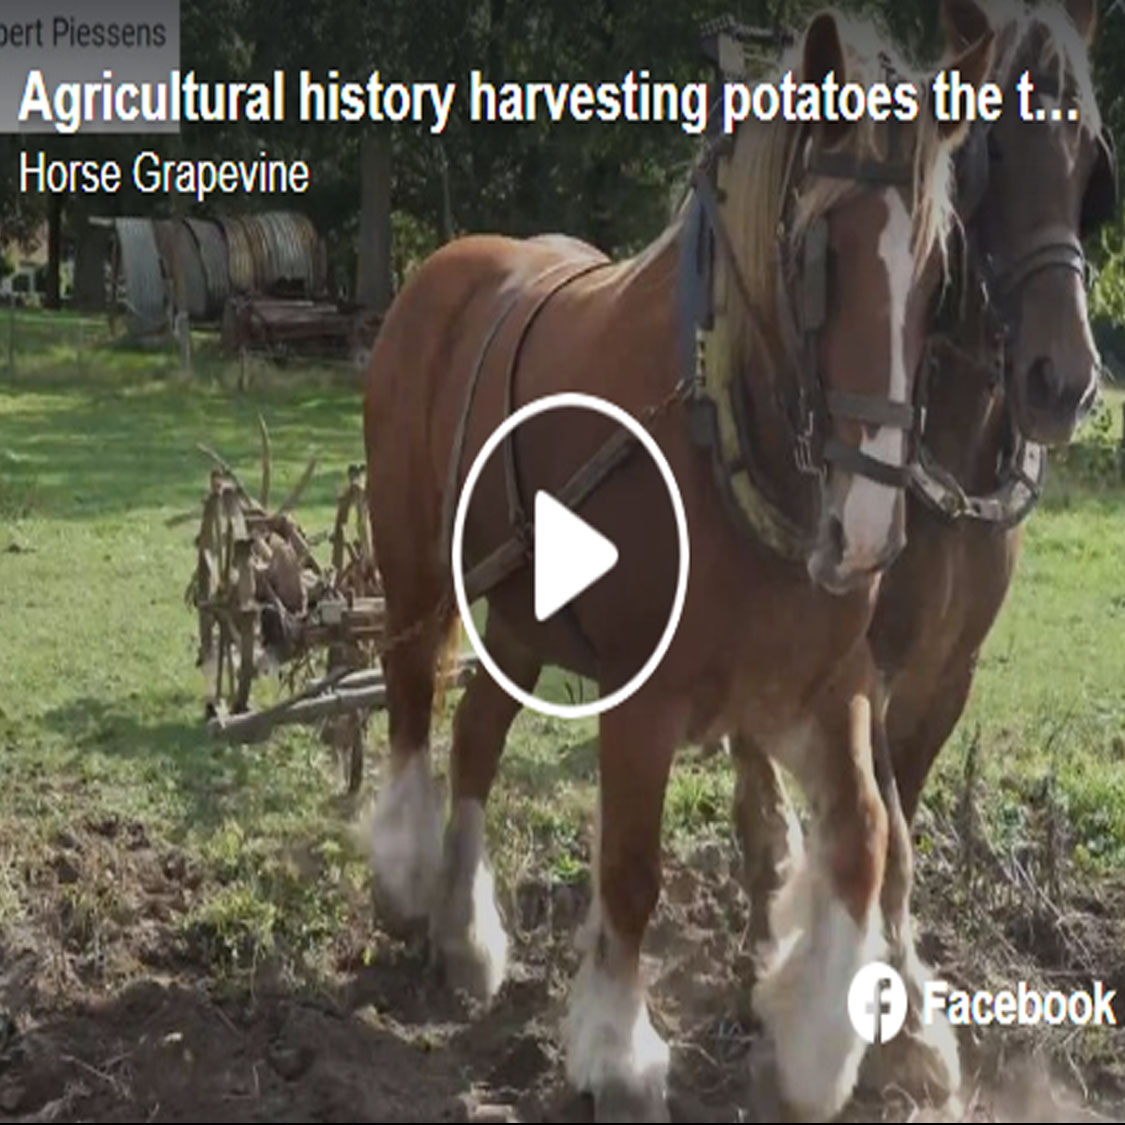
[152,220,219,319]
[186,218,230,316]
[243,213,327,296]
[244,216,274,291]
[150,220,178,307]
[112,217,168,338]
[222,217,258,294]
[171,220,209,319]
[93,211,328,337]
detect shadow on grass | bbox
[36,691,277,833]
[0,368,366,522]
[501,731,599,793]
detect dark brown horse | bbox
[361,9,993,1121]
[731,0,1114,1113]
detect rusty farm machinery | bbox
[177,418,477,794]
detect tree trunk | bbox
[488,0,507,78]
[438,143,455,243]
[45,192,62,309]
[355,130,393,314]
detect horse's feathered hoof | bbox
[592,1079,670,1124]
[856,1016,963,1111]
[745,1035,788,1122]
[431,928,508,1004]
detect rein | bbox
[443,60,1114,612]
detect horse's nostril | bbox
[1026,356,1056,410]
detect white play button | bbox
[451,391,690,720]
[533,490,619,622]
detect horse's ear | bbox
[940,0,991,52]
[929,30,996,144]
[802,11,850,147]
[1066,0,1097,45]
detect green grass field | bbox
[1,308,1123,1119]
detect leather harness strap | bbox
[823,390,916,430]
[500,257,615,667]
[443,253,618,671]
[501,257,614,539]
[982,224,1087,304]
[441,257,587,573]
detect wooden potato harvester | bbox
[178,417,477,794]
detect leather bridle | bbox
[904,68,1119,527]
[684,76,923,500]
[955,70,1117,348]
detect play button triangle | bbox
[533,490,619,622]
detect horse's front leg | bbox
[857,703,962,1110]
[564,692,683,1123]
[750,650,889,1122]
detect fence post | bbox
[174,310,193,375]
[1119,401,1125,480]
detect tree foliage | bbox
[1,0,1123,315]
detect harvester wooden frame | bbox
[178,417,476,794]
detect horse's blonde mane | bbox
[984,0,1101,137]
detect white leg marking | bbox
[841,188,912,570]
[563,893,670,1114]
[733,750,806,941]
[861,913,962,1106]
[762,725,810,886]
[899,914,962,1093]
[754,856,886,1121]
[360,748,444,923]
[430,798,509,1001]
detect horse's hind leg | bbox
[429,611,541,1002]
[564,695,680,1123]
[750,654,889,1122]
[728,732,804,943]
[364,619,447,931]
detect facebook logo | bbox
[848,961,909,1044]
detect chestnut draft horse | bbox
[732,0,1116,1112]
[362,9,993,1123]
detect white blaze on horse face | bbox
[838,188,910,572]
